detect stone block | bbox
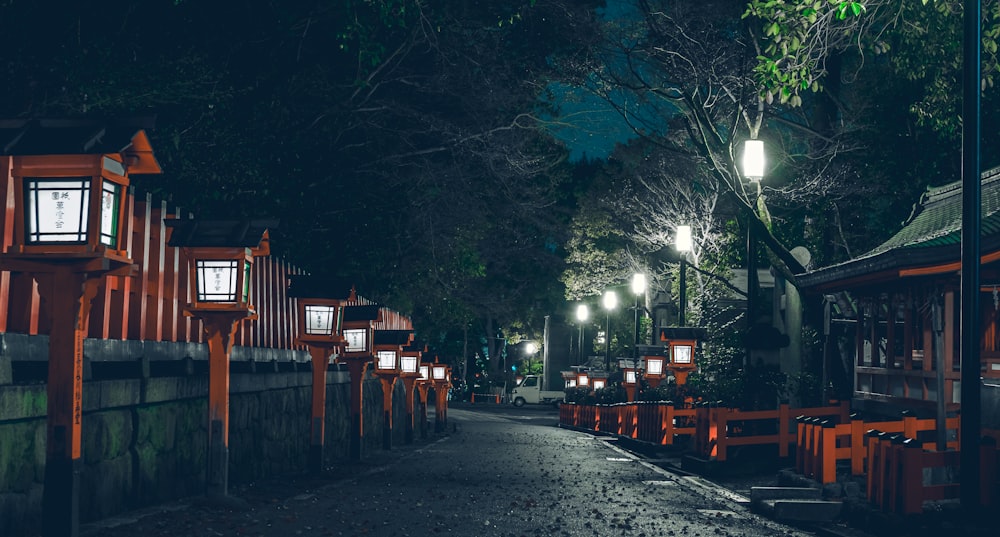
[770,499,842,522]
[0,385,47,420]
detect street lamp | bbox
[741,138,766,369]
[373,329,412,450]
[618,358,637,402]
[0,121,162,537]
[416,363,432,439]
[398,344,423,444]
[340,304,381,460]
[164,218,273,499]
[431,362,451,432]
[575,303,589,366]
[287,275,351,473]
[602,290,617,371]
[676,226,692,326]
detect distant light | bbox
[576,303,589,322]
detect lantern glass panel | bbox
[304,304,338,336]
[242,259,252,302]
[343,328,367,353]
[593,379,606,390]
[578,374,589,386]
[432,366,446,380]
[195,259,239,302]
[401,355,418,373]
[646,358,664,376]
[25,178,89,244]
[376,351,397,371]
[673,344,693,364]
[99,181,120,248]
[419,365,430,380]
[624,370,637,384]
[566,379,577,388]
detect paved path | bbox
[74,405,811,537]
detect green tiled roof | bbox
[868,167,1000,254]
[799,167,1000,290]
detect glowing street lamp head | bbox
[742,139,765,181]
[676,225,693,253]
[575,303,589,323]
[602,290,618,311]
[631,273,646,295]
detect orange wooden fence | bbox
[796,413,961,484]
[865,432,998,514]
[695,401,850,461]
[561,401,850,462]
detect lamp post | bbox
[164,218,273,499]
[742,139,765,369]
[602,290,617,371]
[676,226,692,326]
[399,343,424,444]
[373,328,413,450]
[431,362,451,432]
[575,303,589,366]
[416,363,431,439]
[0,122,162,537]
[340,304,381,460]
[286,275,351,474]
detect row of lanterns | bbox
[562,327,703,401]
[0,121,450,537]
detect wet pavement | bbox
[57,403,818,537]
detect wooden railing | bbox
[866,432,998,514]
[796,413,960,484]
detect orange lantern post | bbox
[660,327,706,387]
[416,363,432,439]
[642,351,667,390]
[431,362,451,432]
[619,359,637,401]
[164,218,273,499]
[287,275,352,473]
[372,329,413,450]
[340,304,380,460]
[0,119,161,537]
[399,343,425,444]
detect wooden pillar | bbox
[417,384,429,439]
[36,269,99,537]
[199,312,244,498]
[307,345,334,472]
[342,357,369,460]
[379,376,397,450]
[401,376,418,444]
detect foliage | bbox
[744,0,1000,138]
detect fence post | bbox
[900,438,924,514]
[715,406,728,461]
[866,429,882,503]
[850,413,866,476]
[820,419,837,484]
[795,416,807,474]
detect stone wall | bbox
[0,336,410,536]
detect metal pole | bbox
[960,0,982,509]
[578,324,584,366]
[633,295,640,363]
[746,207,757,370]
[605,311,612,371]
[679,257,687,327]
